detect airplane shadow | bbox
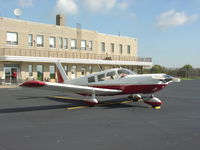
[0,96,147,114]
[0,104,69,114]
[47,96,148,109]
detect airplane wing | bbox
[20,80,122,96]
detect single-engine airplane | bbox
[21,62,180,108]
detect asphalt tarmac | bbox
[0,80,200,150]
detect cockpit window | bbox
[97,73,105,81]
[106,71,116,80]
[117,69,135,78]
[88,76,95,83]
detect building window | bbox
[59,37,63,49]
[49,65,55,79]
[81,40,86,50]
[28,34,33,46]
[88,66,93,74]
[36,35,44,47]
[28,65,33,76]
[71,65,77,79]
[37,65,43,81]
[64,65,68,75]
[101,42,105,52]
[49,36,56,48]
[71,39,77,49]
[6,32,18,45]
[111,43,114,53]
[64,38,68,49]
[88,41,92,50]
[119,44,123,54]
[127,45,131,54]
[81,66,86,76]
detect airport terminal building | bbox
[0,14,152,84]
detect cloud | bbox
[56,0,78,15]
[83,0,117,13]
[118,1,128,9]
[156,10,198,30]
[19,0,33,7]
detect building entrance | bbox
[4,67,18,83]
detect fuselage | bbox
[66,68,168,95]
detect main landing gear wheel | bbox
[128,94,142,102]
[84,101,97,107]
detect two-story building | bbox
[0,14,152,84]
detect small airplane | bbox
[20,62,180,108]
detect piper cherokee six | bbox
[21,62,180,108]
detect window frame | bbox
[49,65,55,79]
[49,36,56,48]
[28,34,33,46]
[106,71,116,80]
[81,40,86,50]
[127,45,131,54]
[64,38,68,49]
[111,43,114,53]
[28,64,33,76]
[88,41,92,50]
[97,73,105,81]
[36,35,44,47]
[88,76,95,83]
[101,42,105,52]
[119,44,123,54]
[6,32,18,45]
[71,39,77,50]
[59,37,63,49]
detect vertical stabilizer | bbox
[55,62,69,83]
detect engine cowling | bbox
[143,97,162,108]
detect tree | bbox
[150,65,167,73]
[178,64,193,78]
[181,64,193,70]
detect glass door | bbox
[4,67,11,83]
[4,67,18,83]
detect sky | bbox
[0,0,200,68]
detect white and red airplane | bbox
[20,62,180,108]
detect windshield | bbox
[117,69,136,77]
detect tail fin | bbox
[55,62,69,83]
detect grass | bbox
[181,77,200,80]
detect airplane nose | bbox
[172,77,181,82]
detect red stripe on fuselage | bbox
[92,84,167,94]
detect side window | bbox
[106,71,116,80]
[97,73,105,81]
[88,76,95,83]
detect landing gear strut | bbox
[128,94,142,102]
[84,91,98,107]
